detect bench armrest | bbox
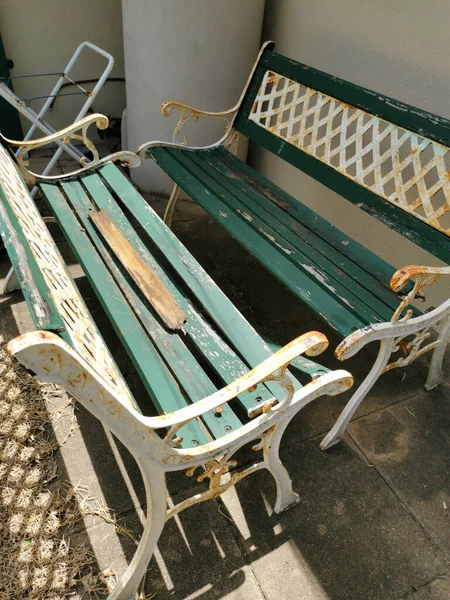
[9,330,353,465]
[161,100,239,146]
[390,265,450,293]
[136,101,240,157]
[387,264,450,323]
[2,113,140,184]
[159,331,330,434]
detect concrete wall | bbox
[122,0,265,192]
[0,0,125,134]
[254,0,450,307]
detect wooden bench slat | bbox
[209,147,421,316]
[235,62,450,263]
[81,170,274,415]
[150,146,368,337]
[215,146,417,296]
[75,173,244,436]
[40,180,208,448]
[98,163,325,391]
[187,148,401,323]
[93,166,292,414]
[90,209,187,331]
[0,186,66,334]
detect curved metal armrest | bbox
[156,331,330,436]
[9,328,329,429]
[2,113,141,184]
[137,100,239,157]
[391,265,450,293]
[161,100,238,120]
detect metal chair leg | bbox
[163,183,181,228]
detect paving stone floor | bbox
[1,184,449,599]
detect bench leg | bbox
[425,314,450,390]
[108,459,167,600]
[3,267,19,293]
[264,422,300,513]
[163,183,181,228]
[320,340,392,451]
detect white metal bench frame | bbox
[137,42,450,451]
[0,116,353,599]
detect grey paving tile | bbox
[348,386,450,560]
[222,435,447,600]
[143,490,264,600]
[172,218,255,272]
[404,575,450,599]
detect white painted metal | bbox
[138,43,450,452]
[3,266,19,293]
[2,113,140,184]
[0,83,84,163]
[321,297,450,449]
[0,41,114,196]
[249,69,450,236]
[9,330,353,600]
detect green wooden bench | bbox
[0,114,353,600]
[138,41,450,451]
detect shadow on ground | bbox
[1,197,449,600]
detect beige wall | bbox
[0,0,125,133]
[254,0,450,307]
[122,0,265,192]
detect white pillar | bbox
[121,0,265,193]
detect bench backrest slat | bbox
[0,145,137,410]
[235,47,450,263]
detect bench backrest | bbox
[0,144,137,410]
[234,43,450,264]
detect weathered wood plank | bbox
[183,148,396,324]
[40,180,208,447]
[150,146,366,337]
[83,169,277,415]
[60,178,243,439]
[90,208,186,331]
[209,147,420,313]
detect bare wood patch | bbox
[90,209,186,331]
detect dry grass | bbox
[0,343,114,599]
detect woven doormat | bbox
[0,343,109,599]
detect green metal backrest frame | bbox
[234,44,450,264]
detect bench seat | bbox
[138,41,450,455]
[37,161,334,447]
[0,122,355,598]
[150,144,421,338]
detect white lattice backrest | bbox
[247,69,450,236]
[0,144,136,409]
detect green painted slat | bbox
[40,180,207,447]
[215,145,416,293]
[150,146,366,337]
[0,186,66,334]
[77,173,242,438]
[262,336,330,380]
[82,171,273,417]
[235,114,450,265]
[95,165,295,412]
[98,163,315,394]
[257,50,450,149]
[186,149,396,324]
[209,147,420,314]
